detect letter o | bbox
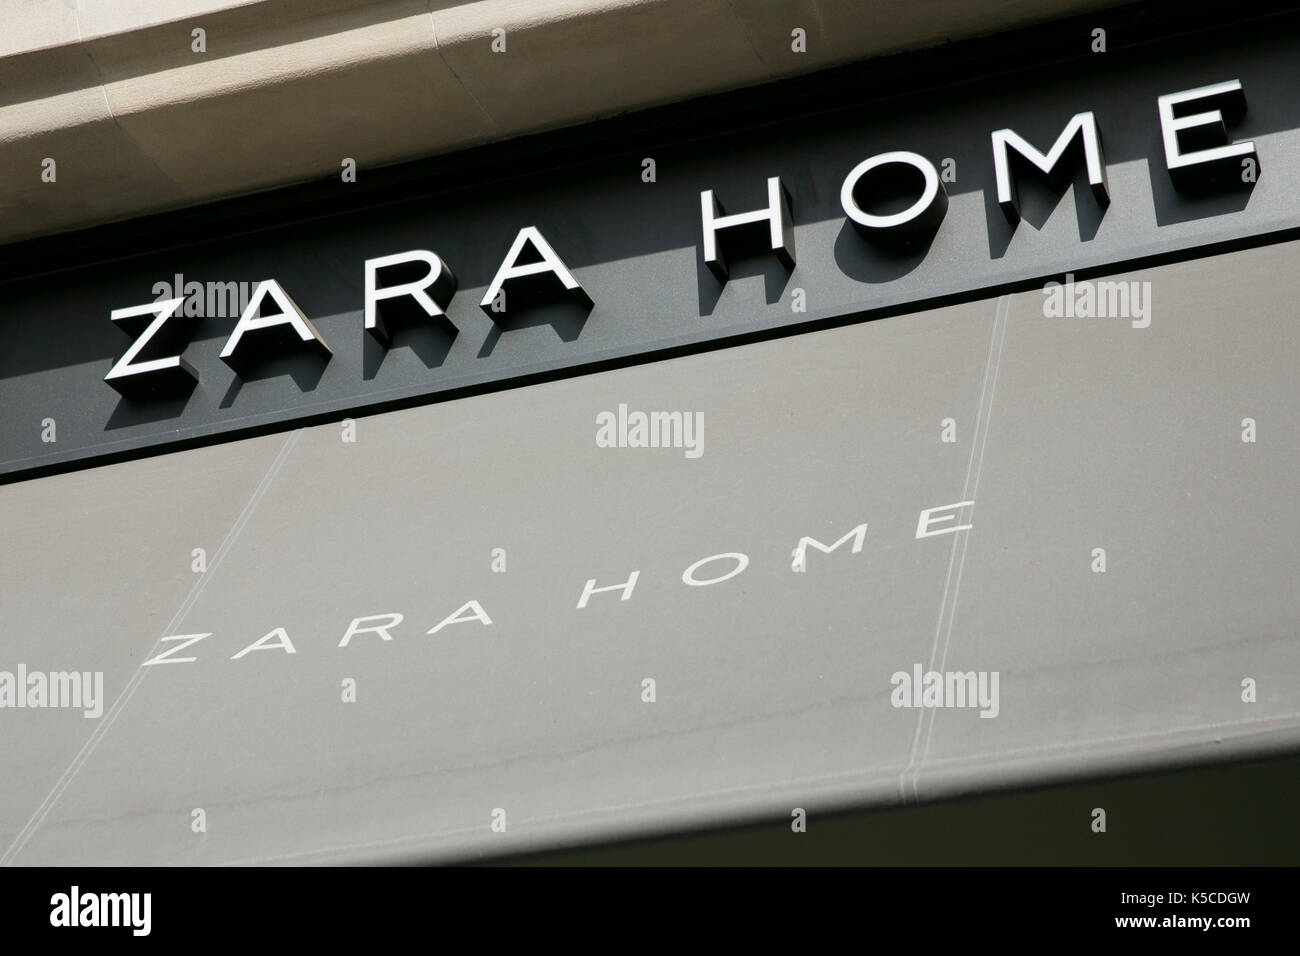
[682,552,750,587]
[841,150,948,246]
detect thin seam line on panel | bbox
[71,2,183,191]
[725,0,768,66]
[914,296,1010,793]
[898,294,1011,805]
[427,3,498,132]
[0,429,304,867]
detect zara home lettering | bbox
[140,509,972,668]
[104,80,1258,395]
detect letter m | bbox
[207,281,241,319]
[101,894,129,927]
[1096,280,1129,317]
[796,523,868,564]
[991,111,1109,223]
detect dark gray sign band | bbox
[2,16,1299,481]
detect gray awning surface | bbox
[2,241,1299,864]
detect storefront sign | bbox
[2,22,1297,481]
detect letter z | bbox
[142,633,211,666]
